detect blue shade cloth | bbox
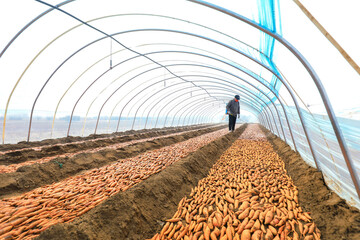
[257,0,282,103]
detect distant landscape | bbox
[0,114,225,144]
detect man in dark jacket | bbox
[226,95,240,132]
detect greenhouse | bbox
[0,0,359,239]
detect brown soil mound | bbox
[36,124,248,240]
[0,125,216,165]
[0,125,225,198]
[263,127,360,240]
[0,125,216,152]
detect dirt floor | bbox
[2,123,358,240]
[0,125,217,165]
[263,127,360,240]
[36,125,248,240]
[0,125,217,152]
[0,125,225,198]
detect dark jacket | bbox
[226,99,240,116]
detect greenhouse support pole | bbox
[189,0,360,200]
[292,0,360,75]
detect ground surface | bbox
[0,125,224,198]
[36,125,248,240]
[264,127,360,240]
[1,124,359,240]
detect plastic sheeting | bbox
[0,0,359,209]
[267,105,360,209]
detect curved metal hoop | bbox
[189,0,360,199]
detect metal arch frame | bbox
[203,108,225,125]
[103,61,207,134]
[137,84,269,130]
[190,0,360,202]
[98,68,216,135]
[87,49,293,146]
[126,85,216,130]
[115,29,318,167]
[146,52,285,138]
[0,0,75,59]
[170,100,221,126]
[21,30,286,144]
[181,86,274,129]
[142,82,269,132]
[201,103,262,126]
[167,97,256,127]
[2,9,285,143]
[155,88,274,133]
[164,75,270,130]
[5,2,354,197]
[64,40,276,137]
[112,29,317,164]
[128,80,210,130]
[81,60,198,135]
[41,29,303,154]
[2,7,281,142]
[164,93,269,130]
[18,28,309,175]
[119,67,272,133]
[121,74,276,137]
[121,59,294,147]
[69,61,209,136]
[193,92,272,130]
[192,106,220,125]
[103,67,211,133]
[184,96,273,132]
[184,97,248,127]
[200,108,223,125]
[146,85,274,133]
[202,106,260,127]
[193,105,223,125]
[161,80,281,136]
[194,105,225,126]
[202,103,266,127]
[187,97,266,127]
[185,95,264,127]
[105,60,278,134]
[3,9,280,139]
[156,83,276,134]
[202,104,262,128]
[39,46,293,156]
[22,27,283,141]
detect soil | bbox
[0,125,217,152]
[0,125,225,198]
[0,125,217,165]
[263,127,360,240]
[2,123,357,240]
[36,124,248,240]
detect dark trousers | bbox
[229,114,236,131]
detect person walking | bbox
[226,95,240,132]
